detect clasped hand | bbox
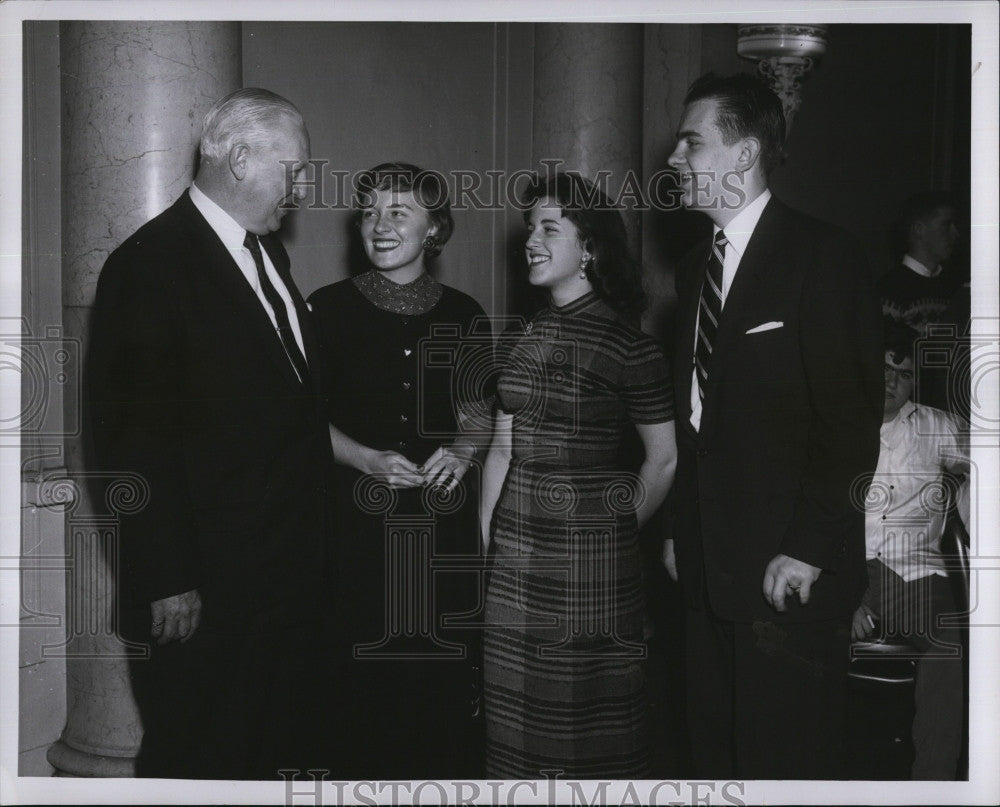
[366,444,474,492]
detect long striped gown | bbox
[484,291,674,778]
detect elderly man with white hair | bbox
[86,88,334,779]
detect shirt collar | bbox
[189,182,251,255]
[713,188,772,259]
[902,253,941,278]
[881,399,918,443]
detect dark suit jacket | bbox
[85,191,335,633]
[672,197,883,623]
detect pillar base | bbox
[46,739,135,778]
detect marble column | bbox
[531,24,644,253]
[48,21,240,777]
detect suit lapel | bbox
[174,193,304,391]
[698,199,784,435]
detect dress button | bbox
[403,348,413,357]
[398,440,407,450]
[697,449,709,457]
[402,381,412,391]
[400,414,408,423]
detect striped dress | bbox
[484,291,674,778]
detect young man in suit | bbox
[663,73,884,778]
[85,88,334,779]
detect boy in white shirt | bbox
[853,322,968,779]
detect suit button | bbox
[403,348,413,357]
[697,449,709,457]
[399,440,407,450]
[400,414,408,423]
[402,381,412,391]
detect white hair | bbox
[199,88,303,164]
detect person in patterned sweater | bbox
[878,191,966,411]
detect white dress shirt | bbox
[188,182,307,361]
[689,188,772,431]
[865,400,969,582]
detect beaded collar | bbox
[353,269,443,315]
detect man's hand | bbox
[150,589,202,644]
[662,538,678,582]
[851,601,878,642]
[762,554,822,613]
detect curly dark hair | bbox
[520,171,645,318]
[884,317,919,365]
[351,161,454,259]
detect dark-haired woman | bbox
[480,172,677,778]
[308,163,490,778]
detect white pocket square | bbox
[745,321,783,334]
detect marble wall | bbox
[532,24,644,189]
[241,21,534,320]
[60,20,242,311]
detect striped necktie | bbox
[694,229,727,400]
[244,232,310,385]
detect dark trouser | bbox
[123,608,325,780]
[684,589,852,780]
[864,560,965,780]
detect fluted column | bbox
[48,21,240,777]
[531,24,644,254]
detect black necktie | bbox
[243,232,310,385]
[694,229,727,400]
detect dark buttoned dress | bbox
[308,277,488,779]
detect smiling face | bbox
[358,188,437,280]
[667,97,749,225]
[238,115,311,235]
[524,198,592,305]
[883,351,915,422]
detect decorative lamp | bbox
[737,24,828,133]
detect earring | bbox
[579,253,591,279]
[422,235,437,252]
